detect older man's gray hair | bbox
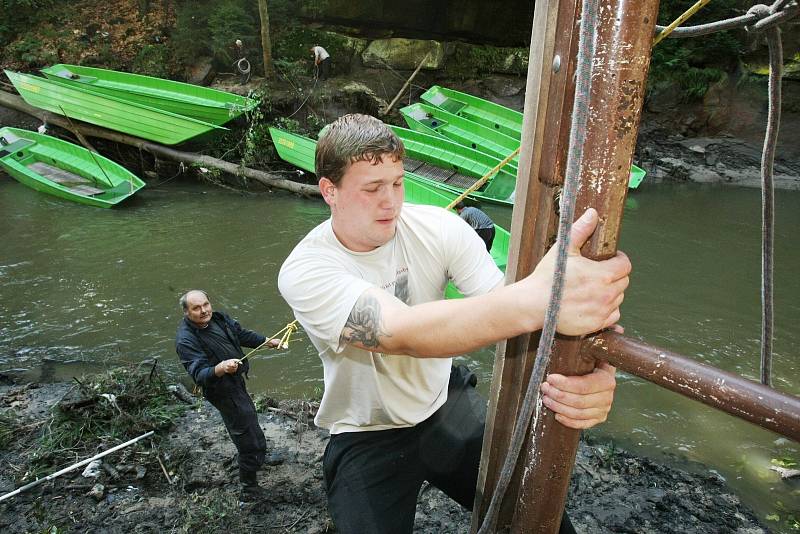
[179,289,209,312]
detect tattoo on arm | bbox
[340,294,391,349]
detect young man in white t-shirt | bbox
[278,114,631,533]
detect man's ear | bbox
[319,177,336,205]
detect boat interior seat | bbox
[0,139,35,159]
[69,184,105,196]
[28,162,92,185]
[444,172,479,190]
[403,158,425,173]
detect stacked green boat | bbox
[0,126,144,208]
[404,85,647,190]
[268,127,510,297]
[391,125,516,206]
[40,64,257,126]
[5,65,257,145]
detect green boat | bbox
[41,64,257,126]
[390,125,515,206]
[268,127,510,295]
[5,70,224,145]
[0,127,144,208]
[415,86,647,189]
[401,102,521,173]
[421,85,522,139]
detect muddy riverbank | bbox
[0,370,768,533]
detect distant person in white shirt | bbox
[310,45,331,80]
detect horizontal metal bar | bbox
[582,332,800,443]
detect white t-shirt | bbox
[278,204,503,434]
[312,46,330,62]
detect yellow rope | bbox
[240,320,299,361]
[445,146,521,210]
[653,0,713,46]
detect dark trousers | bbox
[322,365,576,534]
[318,57,331,80]
[206,377,266,480]
[476,226,495,252]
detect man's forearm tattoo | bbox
[340,294,391,349]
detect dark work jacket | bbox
[175,311,266,398]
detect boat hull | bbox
[414,86,648,189]
[41,64,257,126]
[5,70,223,145]
[391,125,515,206]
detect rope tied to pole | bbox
[476,0,599,529]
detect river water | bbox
[1,176,798,528]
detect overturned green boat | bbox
[5,70,224,145]
[0,127,144,208]
[390,125,516,206]
[268,127,510,293]
[41,64,257,126]
[414,86,647,189]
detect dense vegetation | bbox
[0,0,768,103]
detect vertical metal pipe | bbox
[513,0,660,531]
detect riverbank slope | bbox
[0,372,767,533]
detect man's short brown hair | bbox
[315,114,405,186]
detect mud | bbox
[0,381,767,533]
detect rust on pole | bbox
[472,0,581,530]
[583,332,800,443]
[472,0,660,532]
[516,0,660,531]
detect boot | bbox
[239,469,266,503]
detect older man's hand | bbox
[215,358,242,376]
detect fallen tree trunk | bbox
[0,89,320,197]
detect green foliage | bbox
[208,0,256,66]
[649,0,745,101]
[5,36,57,66]
[171,1,212,66]
[241,89,273,167]
[0,0,55,47]
[132,44,172,78]
[273,27,358,75]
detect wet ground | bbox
[0,381,767,533]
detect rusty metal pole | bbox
[471,0,582,530]
[472,0,660,532]
[514,1,660,531]
[582,332,800,443]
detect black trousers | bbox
[475,227,495,252]
[318,57,331,80]
[322,365,576,534]
[206,376,266,479]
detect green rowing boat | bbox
[0,127,144,208]
[401,102,521,172]
[390,125,515,206]
[416,85,647,189]
[5,70,224,145]
[268,127,510,296]
[41,64,257,126]
[421,85,522,139]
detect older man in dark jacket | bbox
[176,289,278,500]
